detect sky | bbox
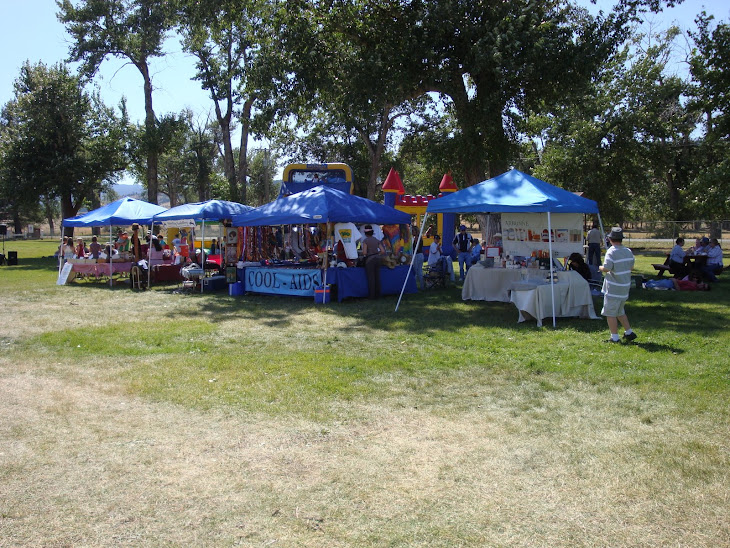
[1,0,729,137]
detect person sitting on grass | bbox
[645,275,711,291]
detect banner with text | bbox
[502,213,584,259]
[245,267,322,296]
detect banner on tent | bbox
[160,219,196,230]
[244,267,322,296]
[502,213,584,258]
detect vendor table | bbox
[462,264,523,302]
[330,265,417,302]
[152,263,183,282]
[509,271,599,327]
[71,261,133,279]
[235,264,417,301]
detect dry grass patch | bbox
[1,368,728,547]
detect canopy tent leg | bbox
[395,214,428,312]
[58,227,65,275]
[547,212,556,328]
[597,213,607,252]
[201,220,205,294]
[147,221,153,289]
[108,223,114,288]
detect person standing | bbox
[586,223,602,266]
[130,223,143,262]
[362,225,385,299]
[453,224,473,281]
[599,227,637,343]
[411,225,424,288]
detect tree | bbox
[127,110,219,206]
[276,0,428,199]
[0,62,126,235]
[178,0,279,204]
[524,23,706,224]
[687,13,730,222]
[246,148,278,206]
[58,0,177,204]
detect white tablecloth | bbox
[462,264,522,302]
[510,270,599,327]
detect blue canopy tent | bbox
[61,197,168,286]
[153,200,254,291]
[153,199,253,222]
[232,186,412,299]
[397,170,603,324]
[231,186,411,226]
[423,169,600,215]
[63,197,167,227]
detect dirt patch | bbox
[2,369,728,547]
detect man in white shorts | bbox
[599,227,637,343]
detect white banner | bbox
[502,213,584,259]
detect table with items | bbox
[509,270,599,327]
[462,263,524,302]
[69,259,133,280]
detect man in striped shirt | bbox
[599,227,637,343]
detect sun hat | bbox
[460,224,467,230]
[609,227,624,241]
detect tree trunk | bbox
[90,193,101,237]
[237,99,254,204]
[60,194,78,238]
[43,198,55,238]
[358,107,392,200]
[141,63,159,204]
[213,98,239,203]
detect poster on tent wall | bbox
[501,213,584,259]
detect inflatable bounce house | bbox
[382,167,459,257]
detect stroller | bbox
[423,257,449,290]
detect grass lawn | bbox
[0,239,728,546]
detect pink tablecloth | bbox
[71,262,133,277]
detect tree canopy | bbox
[0,61,126,234]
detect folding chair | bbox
[423,258,448,290]
[587,264,603,294]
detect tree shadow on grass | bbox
[55,264,729,340]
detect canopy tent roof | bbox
[153,199,253,222]
[232,186,412,227]
[63,197,167,227]
[426,169,599,214]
